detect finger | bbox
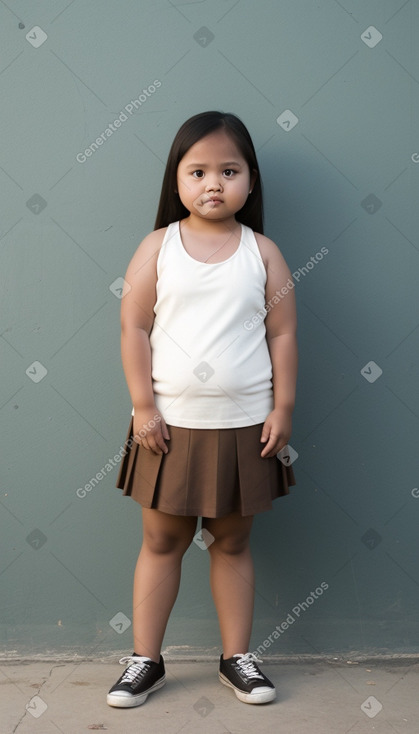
[147,430,169,455]
[260,424,270,443]
[138,435,154,452]
[161,419,171,441]
[143,440,161,455]
[260,439,274,457]
[261,433,280,458]
[154,433,169,454]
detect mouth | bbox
[193,196,224,214]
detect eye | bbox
[223,169,237,177]
[192,170,204,178]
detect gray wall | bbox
[1,0,418,660]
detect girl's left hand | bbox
[260,408,293,458]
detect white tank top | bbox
[132,220,273,428]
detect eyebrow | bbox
[185,161,242,169]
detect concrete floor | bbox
[1,658,419,734]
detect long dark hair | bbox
[154,111,264,234]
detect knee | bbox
[209,533,250,556]
[143,529,192,556]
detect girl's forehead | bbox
[181,130,243,161]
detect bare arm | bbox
[120,227,170,454]
[255,233,298,457]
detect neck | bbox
[182,214,239,236]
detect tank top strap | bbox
[239,224,266,277]
[156,222,181,275]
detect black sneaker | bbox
[107,654,166,707]
[219,652,276,704]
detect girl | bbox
[107,111,297,708]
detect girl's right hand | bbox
[132,408,170,455]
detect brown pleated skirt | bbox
[115,417,296,518]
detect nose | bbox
[205,177,222,192]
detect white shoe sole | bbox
[107,675,166,707]
[219,672,276,704]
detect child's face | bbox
[176,129,257,223]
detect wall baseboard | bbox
[1,650,419,664]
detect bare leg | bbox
[132,508,197,662]
[203,512,254,658]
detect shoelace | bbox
[118,656,151,685]
[233,653,265,680]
